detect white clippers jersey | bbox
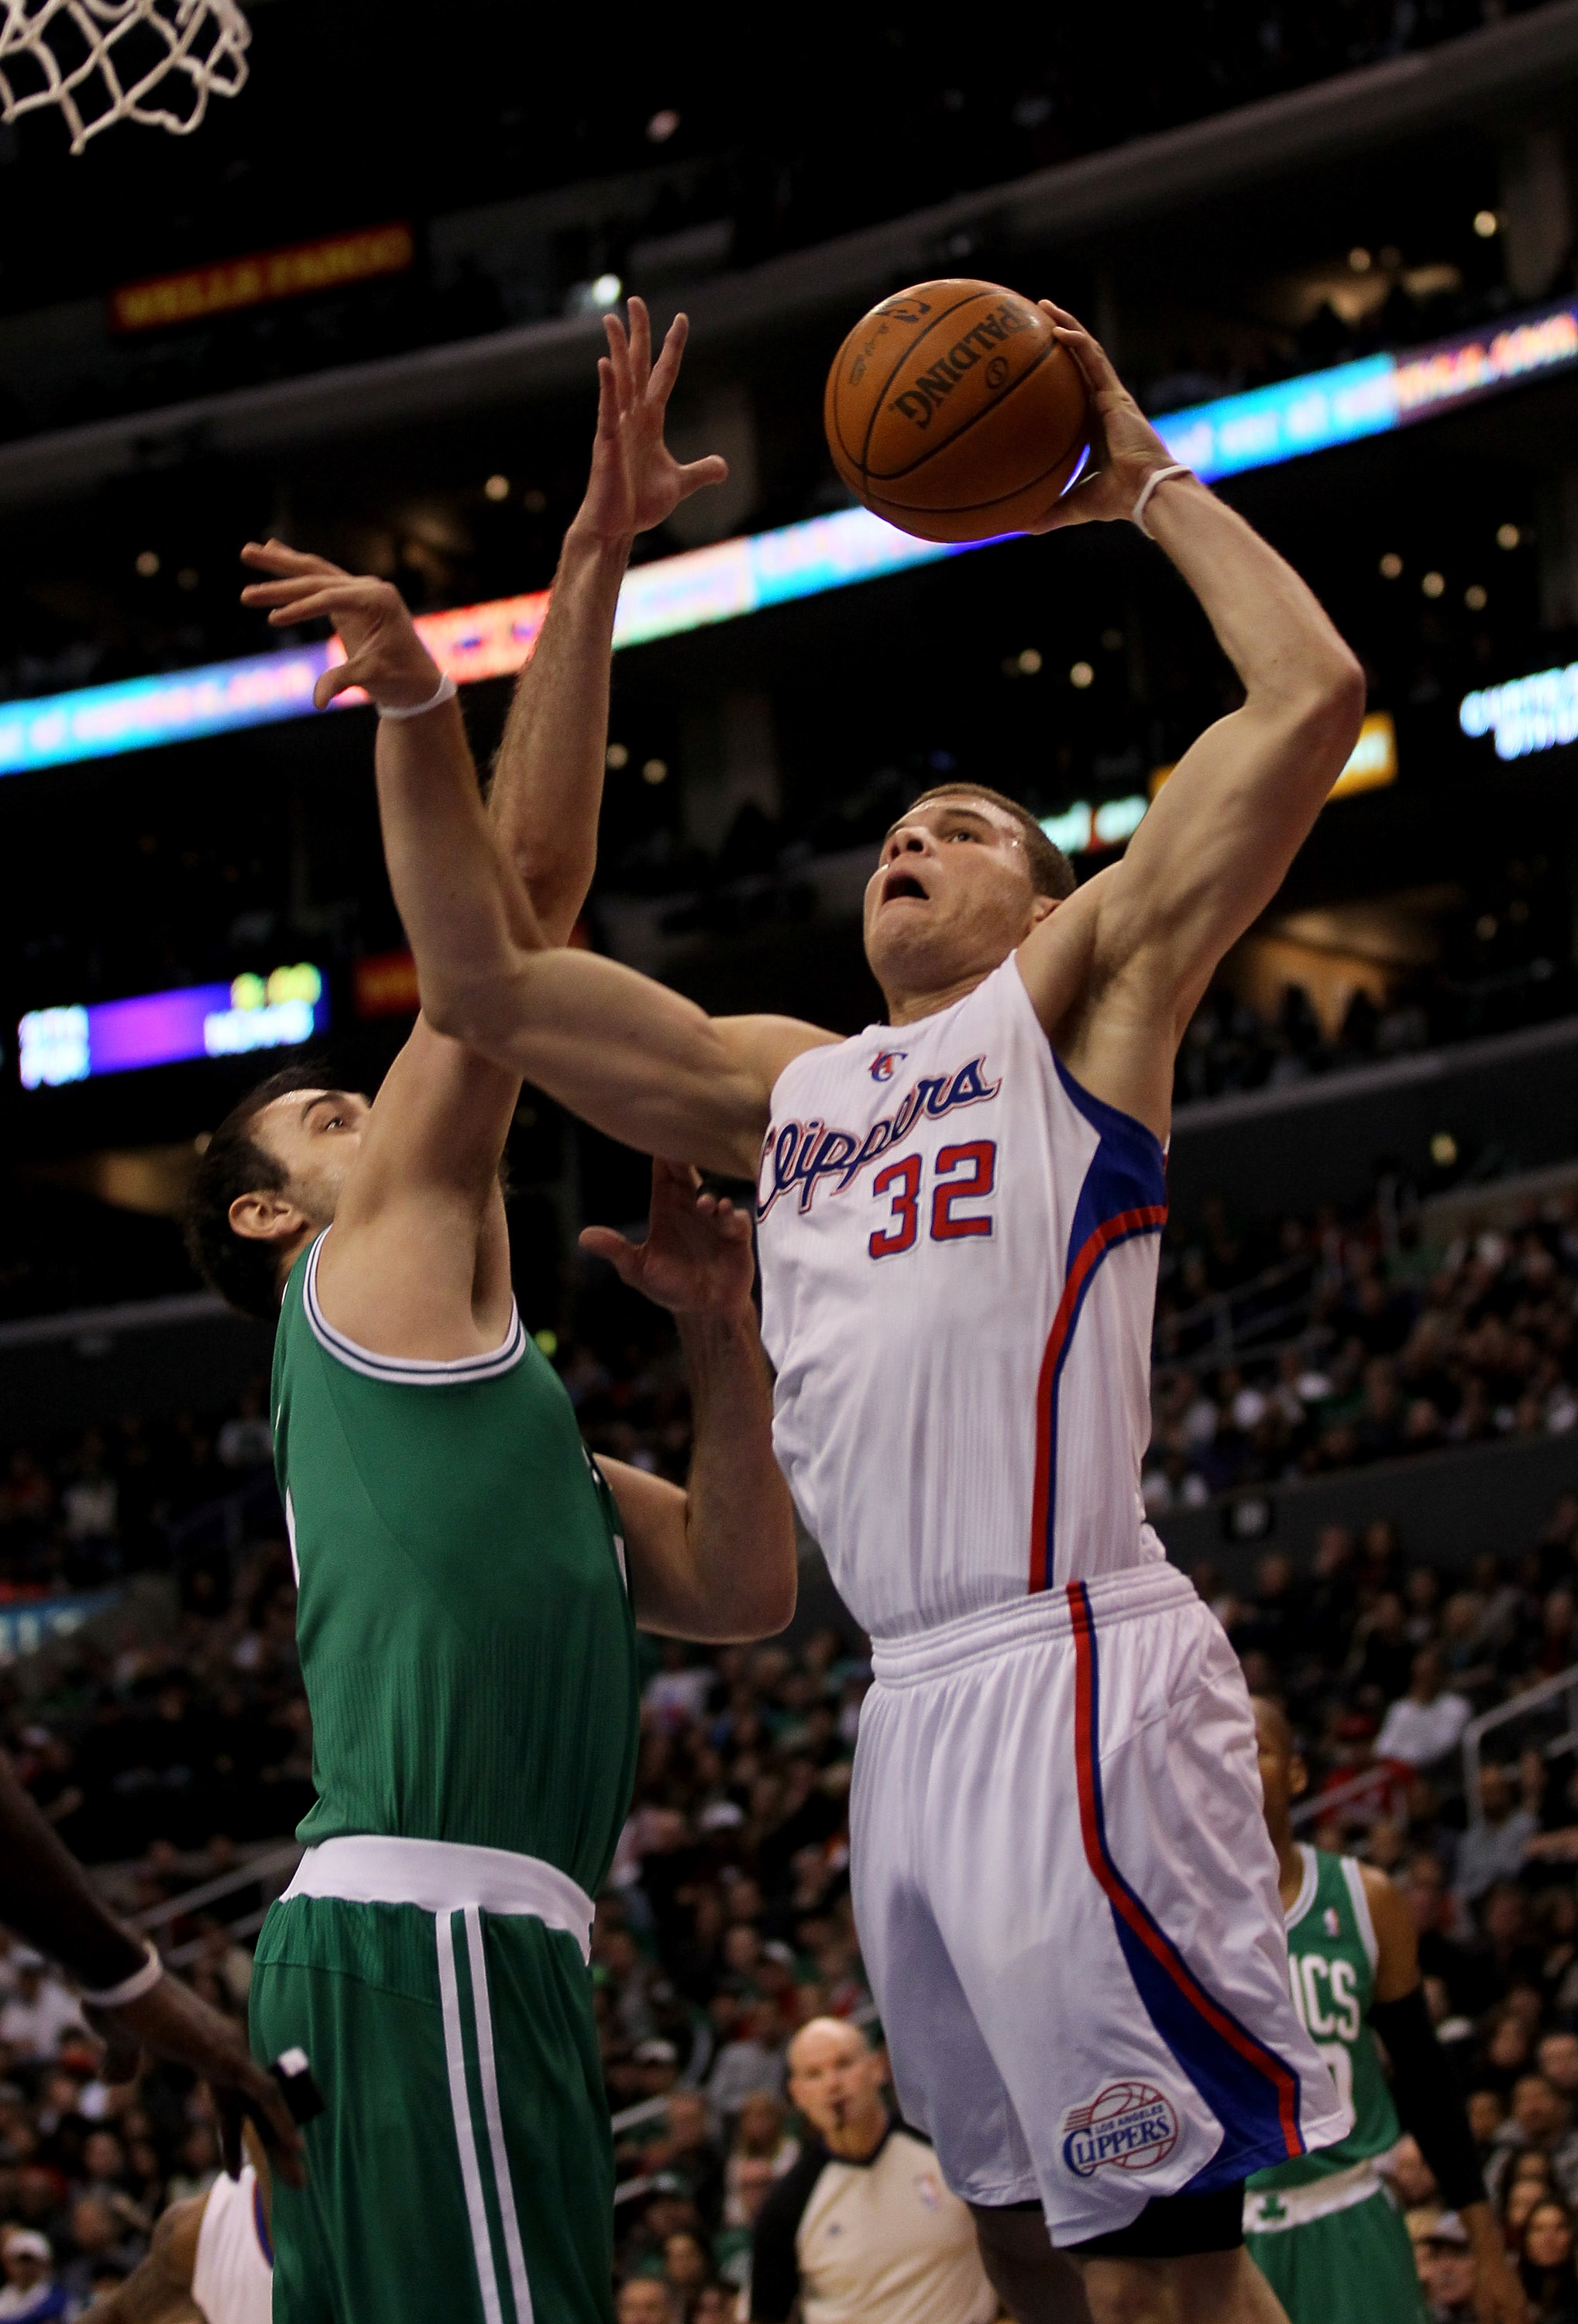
[191,2164,273,2324]
[757,955,1168,1640]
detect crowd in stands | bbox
[1144,1174,1578,1514]
[5,1263,1578,2308]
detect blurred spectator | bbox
[1519,2199,1578,2324]
[1375,1650,1473,1771]
[1456,1765,1542,1906]
[0,2229,67,2322]
[0,1968,81,2068]
[1413,2207,1477,2319]
[1487,2078,1578,2208]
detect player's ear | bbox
[1288,1752,1309,1802]
[229,1188,308,1245]
[1028,892,1061,931]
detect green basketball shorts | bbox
[251,1874,614,2324]
[1245,2174,1427,2324]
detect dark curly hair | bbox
[183,1060,336,1321]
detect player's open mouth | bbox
[882,868,929,903]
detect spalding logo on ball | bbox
[824,279,1092,544]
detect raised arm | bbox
[248,558,828,1175]
[588,1158,796,1642]
[486,298,727,942]
[1016,304,1365,1138]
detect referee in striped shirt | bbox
[748,2019,998,2324]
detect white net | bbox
[0,0,249,154]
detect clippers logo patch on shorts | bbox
[1062,2082,1180,2177]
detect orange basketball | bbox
[823,280,1092,544]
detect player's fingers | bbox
[239,540,346,577]
[264,583,383,626]
[602,311,631,394]
[648,309,689,404]
[675,454,729,497]
[240,571,346,606]
[1046,322,1112,399]
[627,294,652,387]
[237,2075,306,2186]
[215,2089,244,2179]
[579,1225,641,1279]
[312,658,371,710]
[594,356,619,436]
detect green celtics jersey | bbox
[270,1232,639,1896]
[1250,1847,1400,2192]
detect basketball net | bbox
[0,0,249,154]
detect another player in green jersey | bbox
[183,304,796,2324]
[1246,1698,1524,2324]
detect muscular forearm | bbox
[377,695,545,986]
[377,703,768,1171]
[672,1307,797,1641]
[0,1755,146,1989]
[1146,475,1360,710]
[487,525,629,944]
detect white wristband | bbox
[80,1938,163,2009]
[1130,464,1192,539]
[376,670,457,720]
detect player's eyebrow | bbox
[297,1089,351,1123]
[882,803,1000,843]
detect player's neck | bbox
[885,967,992,1027]
[1273,1827,1304,1910]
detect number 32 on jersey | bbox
[869,1142,997,1259]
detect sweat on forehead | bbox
[885,796,1022,842]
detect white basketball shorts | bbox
[851,1563,1348,2246]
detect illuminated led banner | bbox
[1460,663,1578,759]
[112,225,415,334]
[3,295,1577,782]
[1158,299,1578,479]
[0,511,957,777]
[19,963,326,1089]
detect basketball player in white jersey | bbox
[256,302,1363,2324]
[81,2128,273,2324]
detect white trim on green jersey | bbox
[304,1231,527,1385]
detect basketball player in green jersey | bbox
[1246,1699,1524,2324]
[184,303,795,2324]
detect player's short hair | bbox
[183,1060,333,1322]
[902,782,1076,900]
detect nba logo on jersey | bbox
[870,1049,906,1081]
[1061,2083,1180,2177]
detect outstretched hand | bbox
[579,1158,755,1322]
[239,542,440,711]
[573,296,728,546]
[1026,301,1181,533]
